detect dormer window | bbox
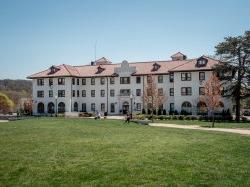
[196,57,208,67]
[96,65,105,74]
[48,66,60,75]
[152,63,161,71]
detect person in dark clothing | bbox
[125,113,131,124]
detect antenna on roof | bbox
[94,40,97,62]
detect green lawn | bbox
[154,119,250,128]
[0,118,250,186]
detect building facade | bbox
[28,52,231,115]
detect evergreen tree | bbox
[214,31,250,122]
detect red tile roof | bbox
[27,56,219,79]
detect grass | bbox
[154,119,250,128]
[0,118,250,186]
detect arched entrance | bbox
[58,102,65,113]
[47,102,55,114]
[37,102,45,113]
[122,101,129,114]
[181,101,192,114]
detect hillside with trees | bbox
[0,79,32,113]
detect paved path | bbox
[0,120,8,123]
[150,123,250,136]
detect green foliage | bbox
[214,31,250,121]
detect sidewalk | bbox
[150,123,250,136]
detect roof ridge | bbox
[73,58,196,67]
[27,64,62,78]
[62,64,74,76]
[168,59,194,71]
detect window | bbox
[120,77,130,84]
[37,79,44,86]
[136,89,141,96]
[58,90,65,97]
[158,88,163,96]
[110,77,115,84]
[77,90,79,97]
[49,78,53,86]
[136,103,141,111]
[91,78,95,85]
[82,90,86,97]
[170,88,174,96]
[82,103,86,112]
[169,73,174,82]
[37,91,44,97]
[197,58,208,67]
[181,73,191,81]
[72,90,75,97]
[91,103,95,111]
[110,89,115,97]
[199,72,205,81]
[72,78,75,85]
[101,103,105,112]
[49,90,53,97]
[136,77,141,84]
[170,103,174,112]
[110,103,115,113]
[158,75,163,83]
[199,87,205,95]
[147,76,152,83]
[77,79,79,85]
[120,89,130,96]
[181,87,192,96]
[91,90,95,97]
[101,90,105,97]
[100,78,105,85]
[58,78,65,85]
[82,78,86,85]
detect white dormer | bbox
[171,52,187,61]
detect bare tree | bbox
[142,74,167,119]
[200,74,222,127]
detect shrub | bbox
[191,116,197,120]
[153,109,157,115]
[158,109,162,115]
[134,115,145,120]
[147,109,151,115]
[184,116,191,120]
[169,110,179,115]
[241,116,248,122]
[172,115,178,120]
[163,109,167,115]
[79,112,92,117]
[178,115,184,120]
[180,110,192,115]
[159,115,165,120]
[142,108,146,114]
[165,116,171,120]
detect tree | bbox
[200,74,222,127]
[0,92,14,114]
[23,100,33,115]
[142,74,167,120]
[214,31,250,122]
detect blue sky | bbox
[0,0,249,79]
